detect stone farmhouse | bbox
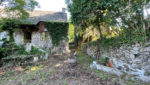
[0,9,69,54]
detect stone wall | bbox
[13,29,53,51]
[0,31,10,40]
[31,31,52,49]
[51,40,69,55]
[13,29,24,45]
[0,30,68,55]
[0,30,53,51]
[83,42,150,82]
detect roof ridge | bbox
[27,10,64,13]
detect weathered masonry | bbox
[0,9,69,53]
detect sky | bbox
[35,0,149,19]
[35,0,67,12]
[35,0,70,18]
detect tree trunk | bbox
[97,22,103,40]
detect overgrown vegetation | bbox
[0,39,44,56]
[68,22,75,42]
[66,0,150,49]
[0,18,69,46]
[77,52,94,65]
[0,39,26,59]
[0,39,45,66]
[88,28,148,48]
[45,22,69,46]
[0,18,22,41]
[0,18,69,66]
[30,46,45,55]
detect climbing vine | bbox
[0,18,69,46]
[45,22,69,46]
[0,18,22,41]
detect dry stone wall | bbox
[83,42,150,82]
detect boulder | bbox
[68,56,77,67]
[90,61,123,76]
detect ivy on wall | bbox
[0,18,69,46]
[45,22,69,46]
[0,18,22,41]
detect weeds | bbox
[95,70,108,79]
[64,81,67,85]
[77,52,94,65]
[30,83,35,85]
[41,72,51,82]
[4,71,13,77]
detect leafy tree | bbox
[0,18,22,41]
[68,22,75,42]
[0,0,39,19]
[66,0,150,42]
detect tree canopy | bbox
[66,0,150,47]
[67,0,149,36]
[0,0,39,19]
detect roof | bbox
[24,10,68,24]
[0,8,68,24]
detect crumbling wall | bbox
[84,42,150,82]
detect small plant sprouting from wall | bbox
[45,22,69,46]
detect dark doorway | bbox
[24,32,32,43]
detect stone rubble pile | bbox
[84,42,150,82]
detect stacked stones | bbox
[85,42,150,82]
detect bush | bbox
[0,42,45,66]
[85,28,148,54]
[100,29,147,48]
[30,46,44,55]
[15,45,29,55]
[0,39,45,61]
[0,39,29,57]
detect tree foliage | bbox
[0,0,39,19]
[68,22,75,42]
[66,0,150,47]
[0,18,22,41]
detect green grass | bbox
[95,70,108,79]
[64,81,67,85]
[30,83,35,85]
[77,52,94,65]
[41,72,51,82]
[3,71,14,77]
[77,52,108,79]
[77,52,109,80]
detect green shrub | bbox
[30,46,44,55]
[0,39,29,57]
[15,45,29,55]
[88,29,147,49]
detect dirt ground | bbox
[0,53,149,85]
